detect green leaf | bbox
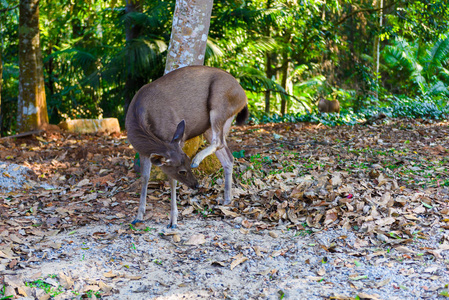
[422,202,433,209]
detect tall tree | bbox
[123,0,144,116]
[373,0,383,100]
[0,44,2,132]
[17,0,48,132]
[165,0,214,74]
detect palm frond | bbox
[205,38,224,62]
[426,80,449,96]
[121,1,172,30]
[288,64,309,82]
[235,67,286,95]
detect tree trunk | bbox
[373,0,383,100]
[123,0,143,118]
[0,46,3,135]
[18,0,48,132]
[263,0,274,114]
[164,0,214,74]
[280,51,289,115]
[264,52,273,114]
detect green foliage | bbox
[251,95,449,126]
[2,0,449,135]
[25,278,64,297]
[0,284,13,300]
[383,36,449,97]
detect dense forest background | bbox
[1,0,449,136]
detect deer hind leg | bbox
[191,111,229,168]
[203,117,235,205]
[133,155,152,224]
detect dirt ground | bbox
[1,119,449,299]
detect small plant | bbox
[25,278,64,298]
[85,290,102,298]
[1,285,13,300]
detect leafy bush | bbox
[249,95,449,126]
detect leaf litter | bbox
[0,119,448,299]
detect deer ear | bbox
[171,120,185,144]
[150,153,170,166]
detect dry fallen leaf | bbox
[182,206,194,216]
[253,246,263,257]
[317,266,326,276]
[230,253,248,270]
[103,271,119,278]
[268,231,278,238]
[58,272,74,289]
[173,234,181,243]
[98,280,113,292]
[185,234,206,246]
[218,207,239,218]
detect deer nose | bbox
[194,182,200,189]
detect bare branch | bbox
[335,0,400,26]
[0,4,19,13]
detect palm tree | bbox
[382,36,449,96]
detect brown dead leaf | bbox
[394,246,416,254]
[185,234,206,245]
[76,178,91,187]
[173,234,181,243]
[317,266,326,276]
[98,281,113,292]
[211,261,226,267]
[230,253,248,270]
[241,219,252,228]
[83,285,100,292]
[103,271,119,278]
[268,231,278,238]
[58,272,74,289]
[324,209,338,226]
[182,206,194,216]
[218,207,239,218]
[253,246,263,257]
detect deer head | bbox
[149,120,199,189]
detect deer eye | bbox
[178,170,187,176]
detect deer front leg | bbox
[132,155,152,224]
[168,178,178,228]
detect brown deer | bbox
[126,66,248,228]
[318,97,340,113]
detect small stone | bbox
[268,231,278,238]
[369,169,380,179]
[4,286,16,298]
[173,234,181,243]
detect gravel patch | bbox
[11,218,449,300]
[0,162,31,192]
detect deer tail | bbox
[235,105,249,126]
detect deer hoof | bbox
[131,219,144,225]
[167,224,177,229]
[222,199,231,206]
[190,161,200,168]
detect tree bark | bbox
[264,52,274,114]
[0,45,2,135]
[164,0,214,74]
[263,0,274,114]
[280,51,289,115]
[123,0,143,118]
[373,0,383,100]
[18,0,48,132]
